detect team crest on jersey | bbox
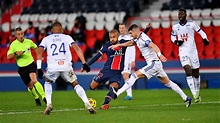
[58,60,64,65]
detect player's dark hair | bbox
[15,27,22,31]
[52,22,62,28]
[179,8,186,14]
[128,24,139,31]
[119,22,126,26]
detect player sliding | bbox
[109,24,192,107]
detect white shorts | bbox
[139,60,167,79]
[45,69,77,83]
[179,53,200,69]
[122,62,132,74]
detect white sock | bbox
[125,79,132,97]
[186,76,196,96]
[44,82,52,106]
[165,81,187,100]
[74,85,91,109]
[117,73,137,96]
[193,76,200,93]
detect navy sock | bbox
[103,87,117,105]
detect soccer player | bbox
[109,24,192,107]
[171,9,209,103]
[81,29,128,109]
[36,22,96,115]
[118,23,151,100]
[7,27,46,106]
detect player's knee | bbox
[71,82,78,88]
[131,73,137,79]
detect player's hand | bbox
[82,63,90,72]
[174,40,184,46]
[203,38,209,46]
[37,69,44,79]
[159,55,167,62]
[15,51,25,56]
[146,22,151,28]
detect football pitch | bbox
[0,89,219,123]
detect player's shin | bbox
[103,87,118,104]
[193,76,200,98]
[34,81,46,99]
[44,82,52,106]
[74,85,92,109]
[165,81,187,100]
[186,76,197,98]
[117,73,137,96]
[28,87,39,99]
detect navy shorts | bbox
[93,69,122,85]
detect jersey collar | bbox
[179,20,187,26]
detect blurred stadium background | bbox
[0,0,219,91]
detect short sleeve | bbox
[30,40,37,49]
[39,37,47,49]
[66,35,75,46]
[171,25,177,36]
[7,44,15,55]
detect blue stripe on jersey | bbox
[143,61,155,72]
[145,40,151,47]
[39,45,45,48]
[70,42,75,45]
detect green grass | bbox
[0,89,219,123]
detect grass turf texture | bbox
[0,89,219,123]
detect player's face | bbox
[15,30,24,42]
[119,25,127,35]
[109,32,119,44]
[129,29,139,39]
[178,11,186,21]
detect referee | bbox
[7,27,46,106]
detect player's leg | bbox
[43,71,59,115]
[29,72,46,103]
[90,80,100,90]
[180,55,196,98]
[62,70,96,114]
[100,82,119,109]
[157,75,192,107]
[191,54,201,102]
[192,68,201,102]
[122,72,133,100]
[116,70,145,97]
[18,68,40,106]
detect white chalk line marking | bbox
[0,101,219,116]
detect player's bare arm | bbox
[7,51,25,60]
[148,42,167,62]
[72,43,86,64]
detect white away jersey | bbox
[118,34,135,64]
[39,34,74,71]
[171,20,200,54]
[133,32,159,64]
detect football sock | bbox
[124,79,132,97]
[117,73,137,96]
[34,81,46,99]
[193,76,200,97]
[28,87,39,99]
[103,87,117,105]
[165,81,187,100]
[186,76,196,97]
[74,85,91,109]
[44,82,52,106]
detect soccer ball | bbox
[86,98,97,108]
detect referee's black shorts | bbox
[18,62,37,85]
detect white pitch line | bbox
[0,101,219,116]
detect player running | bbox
[171,9,209,103]
[109,24,192,107]
[36,22,96,115]
[7,27,46,106]
[81,29,128,109]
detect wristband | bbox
[37,60,42,69]
[157,52,162,57]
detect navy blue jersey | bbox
[99,40,127,71]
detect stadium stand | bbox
[0,0,219,63]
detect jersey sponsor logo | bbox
[58,60,64,65]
